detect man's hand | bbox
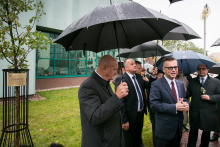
[176,98,189,112]
[201,94,210,101]
[115,82,128,99]
[151,67,158,77]
[122,122,129,131]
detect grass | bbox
[0,85,153,147]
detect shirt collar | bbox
[199,75,208,81]
[95,70,104,79]
[126,71,135,79]
[164,75,176,84]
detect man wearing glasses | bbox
[150,57,189,147]
[186,63,220,147]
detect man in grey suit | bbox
[78,55,129,147]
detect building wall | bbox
[209,52,220,62]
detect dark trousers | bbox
[123,112,144,147]
[155,124,180,147]
[187,127,210,147]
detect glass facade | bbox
[36,31,126,78]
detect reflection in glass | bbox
[76,61,86,75]
[55,60,68,75]
[76,50,86,60]
[87,61,96,74]
[70,50,75,59]
[55,44,68,59]
[37,59,54,76]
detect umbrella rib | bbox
[118,21,131,48]
[96,23,105,53]
[142,19,163,39]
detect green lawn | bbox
[0,85,153,147]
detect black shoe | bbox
[210,136,219,141]
[183,124,189,131]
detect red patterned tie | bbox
[171,81,177,103]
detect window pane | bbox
[76,50,86,60]
[76,61,86,75]
[37,59,54,76]
[55,44,68,59]
[70,50,75,59]
[55,60,69,75]
[70,60,75,75]
[97,52,104,61]
[87,61,96,74]
[109,50,115,57]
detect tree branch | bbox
[0,47,14,65]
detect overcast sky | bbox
[133,0,220,55]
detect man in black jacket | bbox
[115,58,157,147]
[186,63,220,147]
[78,55,129,147]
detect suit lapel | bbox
[175,79,181,98]
[124,72,136,90]
[161,76,176,103]
[203,75,210,87]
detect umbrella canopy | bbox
[163,20,201,41]
[209,63,220,74]
[169,0,183,4]
[211,38,220,47]
[156,50,216,74]
[117,42,171,58]
[53,1,180,53]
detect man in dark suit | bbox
[78,55,129,147]
[186,63,220,147]
[149,57,189,147]
[115,58,157,147]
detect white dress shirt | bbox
[126,72,143,112]
[199,75,208,84]
[164,75,179,102]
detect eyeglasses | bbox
[164,66,178,71]
[197,68,207,71]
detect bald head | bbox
[98,55,117,68]
[96,55,118,81]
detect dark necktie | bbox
[132,76,143,110]
[201,78,204,85]
[171,81,177,103]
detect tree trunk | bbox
[15,86,20,147]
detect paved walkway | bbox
[181,130,220,147]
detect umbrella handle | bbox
[147,68,152,74]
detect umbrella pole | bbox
[155,40,158,66]
[113,21,124,81]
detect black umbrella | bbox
[163,20,201,41]
[117,42,170,58]
[53,1,180,52]
[211,38,220,47]
[209,63,220,74]
[169,0,183,4]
